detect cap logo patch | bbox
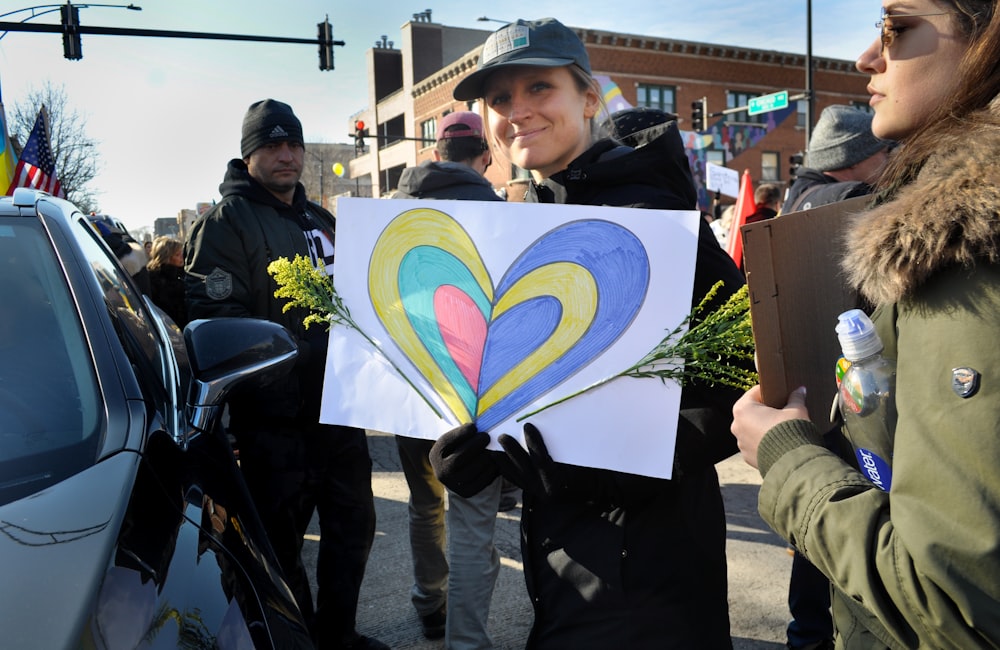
[482,24,530,65]
[268,125,289,139]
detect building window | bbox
[705,150,726,166]
[636,84,676,114]
[761,151,779,181]
[797,101,807,128]
[420,118,437,148]
[726,91,765,124]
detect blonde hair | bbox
[480,63,609,175]
[147,236,183,271]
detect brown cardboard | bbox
[740,195,868,429]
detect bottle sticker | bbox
[855,447,892,491]
[839,373,865,414]
[835,357,852,387]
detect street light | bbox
[0,2,141,41]
[476,16,510,25]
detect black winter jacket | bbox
[784,167,870,213]
[148,264,187,327]
[393,160,503,202]
[185,159,336,423]
[515,128,744,649]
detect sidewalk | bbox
[304,430,792,649]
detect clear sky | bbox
[0,0,877,234]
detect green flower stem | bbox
[268,255,444,420]
[516,282,756,422]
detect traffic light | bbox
[789,151,805,178]
[61,2,82,60]
[317,18,334,71]
[353,120,369,152]
[691,97,707,132]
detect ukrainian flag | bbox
[0,83,18,193]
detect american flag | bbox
[7,106,64,198]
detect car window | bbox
[72,217,177,431]
[0,219,102,503]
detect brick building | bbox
[349,17,869,209]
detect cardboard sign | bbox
[740,196,868,428]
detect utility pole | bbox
[805,0,815,149]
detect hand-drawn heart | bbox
[368,207,649,431]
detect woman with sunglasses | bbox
[430,17,747,650]
[732,1,1000,647]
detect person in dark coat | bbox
[146,236,187,327]
[185,99,387,650]
[429,18,745,649]
[745,183,783,224]
[393,112,501,202]
[391,111,507,649]
[783,104,891,214]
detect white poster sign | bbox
[320,198,700,479]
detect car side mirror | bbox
[183,318,298,439]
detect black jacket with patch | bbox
[185,159,336,421]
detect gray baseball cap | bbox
[453,18,591,101]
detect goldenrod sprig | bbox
[267,255,444,419]
[516,281,757,421]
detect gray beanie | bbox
[241,99,303,158]
[807,105,888,172]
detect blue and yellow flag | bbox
[0,82,18,192]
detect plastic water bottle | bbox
[835,309,897,491]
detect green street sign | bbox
[747,90,789,116]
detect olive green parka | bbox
[755,98,1000,648]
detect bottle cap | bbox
[835,309,883,361]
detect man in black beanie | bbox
[185,99,388,650]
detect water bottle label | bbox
[855,447,892,491]
[835,357,851,387]
[839,372,867,415]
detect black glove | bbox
[429,423,499,497]
[496,423,577,502]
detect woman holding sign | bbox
[732,0,1000,647]
[430,17,746,649]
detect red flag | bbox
[7,106,64,198]
[725,169,755,266]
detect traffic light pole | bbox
[0,18,345,65]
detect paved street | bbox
[304,431,793,649]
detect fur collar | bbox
[842,100,1000,305]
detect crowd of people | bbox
[123,4,1000,649]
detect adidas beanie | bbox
[240,99,304,158]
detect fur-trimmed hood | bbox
[842,99,1000,305]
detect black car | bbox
[0,188,315,649]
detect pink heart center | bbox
[434,285,487,392]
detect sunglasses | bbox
[876,8,955,51]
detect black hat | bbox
[241,99,304,158]
[453,18,590,101]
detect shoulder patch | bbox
[205,267,233,300]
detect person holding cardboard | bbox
[732,1,1000,647]
[429,17,746,649]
